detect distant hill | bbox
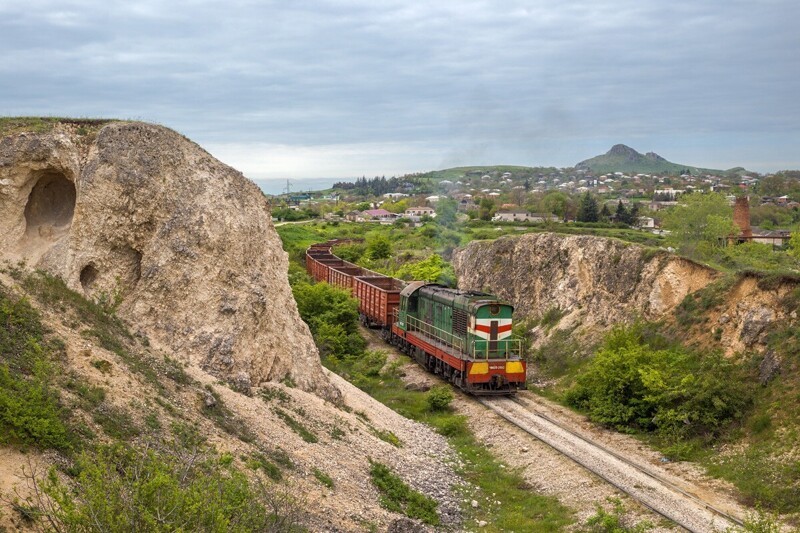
[410,165,561,182]
[575,144,723,176]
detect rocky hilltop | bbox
[0,121,338,400]
[575,144,720,175]
[452,233,796,357]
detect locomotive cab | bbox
[393,282,526,394]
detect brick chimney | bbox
[733,196,752,238]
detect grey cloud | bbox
[1,0,799,173]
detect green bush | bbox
[39,443,302,532]
[0,289,71,451]
[394,254,454,284]
[369,461,438,526]
[290,279,365,360]
[426,386,454,412]
[565,325,752,439]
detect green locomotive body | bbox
[393,282,525,394]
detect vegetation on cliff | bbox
[0,269,304,531]
[564,324,752,441]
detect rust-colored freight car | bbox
[352,276,403,328]
[328,265,365,290]
[312,257,345,283]
[305,248,334,276]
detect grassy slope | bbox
[576,152,721,176]
[0,267,302,530]
[0,117,116,136]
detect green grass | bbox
[273,407,318,443]
[323,354,573,531]
[246,452,284,481]
[369,460,439,526]
[313,468,335,489]
[369,427,402,447]
[0,285,73,451]
[92,403,140,440]
[0,117,115,137]
[201,386,256,443]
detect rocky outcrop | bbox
[0,121,339,401]
[452,233,796,354]
[453,233,717,330]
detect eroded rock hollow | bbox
[0,121,339,401]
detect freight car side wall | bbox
[352,276,401,327]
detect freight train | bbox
[305,240,526,394]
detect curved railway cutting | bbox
[479,395,744,532]
[309,239,752,531]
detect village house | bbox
[492,210,559,223]
[360,208,397,224]
[404,206,436,218]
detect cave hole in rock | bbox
[24,170,76,237]
[80,264,99,293]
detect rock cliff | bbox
[0,121,339,401]
[452,233,796,355]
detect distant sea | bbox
[253,177,346,196]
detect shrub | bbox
[369,461,438,526]
[37,443,303,532]
[565,325,752,439]
[0,289,71,451]
[426,386,454,412]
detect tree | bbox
[577,192,599,223]
[614,200,628,223]
[478,198,496,221]
[789,228,800,260]
[629,202,640,223]
[600,203,611,222]
[661,193,738,251]
[383,199,409,214]
[541,191,570,221]
[366,235,392,260]
[435,198,458,228]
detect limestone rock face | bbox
[0,122,339,401]
[452,233,795,355]
[452,233,717,330]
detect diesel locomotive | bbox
[306,240,526,394]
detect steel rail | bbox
[478,396,745,532]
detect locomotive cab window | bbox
[489,304,500,316]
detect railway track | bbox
[478,395,745,532]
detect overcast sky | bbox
[2,0,799,180]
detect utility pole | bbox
[284,179,291,196]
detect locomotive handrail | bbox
[470,339,523,361]
[404,313,465,352]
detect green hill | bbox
[411,165,561,182]
[575,144,722,176]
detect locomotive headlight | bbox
[506,361,524,374]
